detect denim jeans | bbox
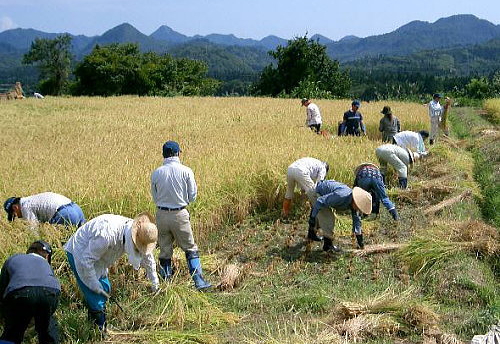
[49,203,86,227]
[356,176,395,213]
[0,286,60,344]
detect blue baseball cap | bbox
[352,100,361,107]
[4,197,18,221]
[433,93,442,98]
[162,141,181,158]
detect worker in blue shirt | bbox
[308,180,372,251]
[341,100,366,136]
[353,163,399,220]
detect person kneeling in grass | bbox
[308,180,372,251]
[64,213,159,334]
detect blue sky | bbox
[1,0,499,40]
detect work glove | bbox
[97,289,110,299]
[308,216,316,229]
[389,208,400,221]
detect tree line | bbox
[21,34,500,100]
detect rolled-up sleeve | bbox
[75,236,109,294]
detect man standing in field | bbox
[4,192,86,228]
[0,241,60,344]
[341,100,366,136]
[308,180,372,250]
[64,213,159,333]
[428,93,443,145]
[151,141,211,291]
[375,144,420,189]
[301,98,322,134]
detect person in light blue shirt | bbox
[309,180,372,251]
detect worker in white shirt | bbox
[301,98,322,134]
[64,213,159,333]
[375,144,420,189]
[4,192,86,228]
[393,130,429,155]
[151,141,211,291]
[428,93,443,145]
[282,157,329,240]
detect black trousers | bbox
[1,287,60,344]
[309,124,321,134]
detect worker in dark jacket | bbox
[308,180,372,251]
[341,100,366,136]
[0,241,60,344]
[379,106,401,142]
[353,163,399,220]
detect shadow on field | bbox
[268,240,341,263]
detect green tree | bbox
[23,34,73,95]
[466,77,491,99]
[252,35,351,98]
[73,43,219,96]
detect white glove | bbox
[151,284,160,294]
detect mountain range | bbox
[0,14,499,62]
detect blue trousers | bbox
[66,252,110,312]
[356,176,395,214]
[50,203,86,227]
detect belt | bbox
[157,206,186,211]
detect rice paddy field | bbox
[0,97,498,343]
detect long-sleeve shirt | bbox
[305,103,322,126]
[379,115,400,142]
[151,157,197,208]
[393,131,426,154]
[311,180,362,234]
[0,253,60,298]
[288,157,328,183]
[64,214,159,294]
[19,192,72,225]
[428,100,443,118]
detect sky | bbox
[1,0,499,40]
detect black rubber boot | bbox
[323,237,342,253]
[429,139,434,145]
[355,234,365,249]
[159,258,173,280]
[88,309,107,335]
[398,177,408,189]
[307,226,323,242]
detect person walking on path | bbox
[341,100,366,136]
[308,180,372,250]
[379,106,400,142]
[4,192,86,228]
[393,130,429,155]
[353,163,399,221]
[301,98,322,134]
[375,144,420,189]
[282,157,329,220]
[64,213,159,333]
[151,141,211,291]
[0,241,60,344]
[428,93,443,145]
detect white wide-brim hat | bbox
[131,212,158,255]
[352,187,373,215]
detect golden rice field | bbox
[0,96,429,236]
[483,98,500,124]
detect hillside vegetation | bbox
[0,97,498,343]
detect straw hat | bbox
[354,163,379,176]
[352,187,372,215]
[131,212,158,255]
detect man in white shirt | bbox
[64,213,159,333]
[4,192,86,228]
[428,93,443,145]
[301,98,322,134]
[393,130,429,155]
[151,141,211,291]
